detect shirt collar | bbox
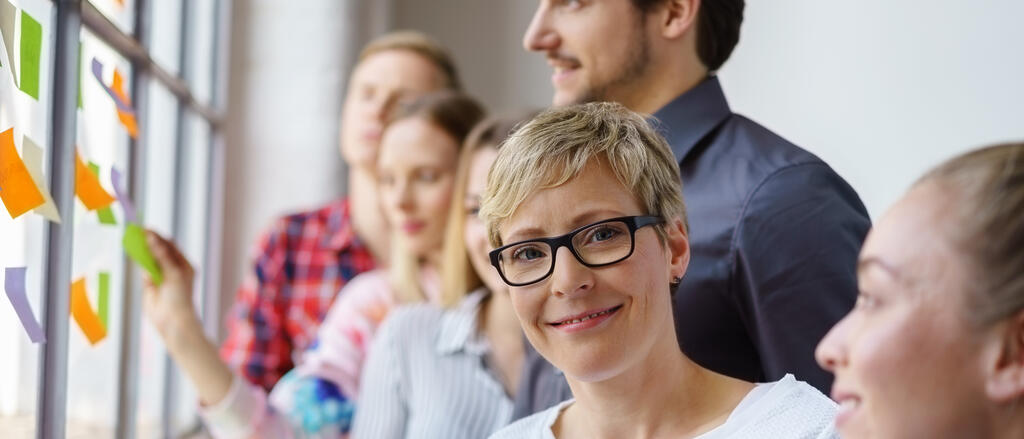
[650,75,732,162]
[324,198,359,251]
[435,288,490,356]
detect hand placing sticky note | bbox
[124,223,163,285]
[4,266,45,343]
[70,278,107,345]
[0,127,46,219]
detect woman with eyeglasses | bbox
[482,102,838,439]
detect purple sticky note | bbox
[110,167,138,223]
[91,57,135,115]
[4,267,46,343]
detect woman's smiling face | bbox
[498,157,689,383]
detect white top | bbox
[351,289,514,438]
[489,374,838,439]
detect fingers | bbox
[146,230,194,277]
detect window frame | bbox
[33,1,230,438]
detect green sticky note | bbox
[77,43,83,108]
[123,223,163,285]
[88,162,117,225]
[97,272,110,329]
[18,10,41,100]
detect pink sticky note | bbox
[4,266,45,343]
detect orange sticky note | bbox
[0,127,46,218]
[74,150,116,210]
[70,278,107,345]
[111,69,138,139]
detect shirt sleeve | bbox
[220,218,296,391]
[200,373,295,439]
[296,270,395,401]
[733,162,870,393]
[350,311,408,439]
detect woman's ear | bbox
[984,310,1024,403]
[665,218,690,281]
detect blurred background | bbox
[1,0,1022,437]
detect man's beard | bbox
[573,25,651,105]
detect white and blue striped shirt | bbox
[352,289,514,438]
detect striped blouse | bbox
[352,289,514,438]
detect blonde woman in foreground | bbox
[816,142,1024,438]
[482,102,837,439]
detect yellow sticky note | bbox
[0,127,45,218]
[21,135,61,223]
[74,150,116,210]
[70,278,107,345]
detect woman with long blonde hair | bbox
[351,114,536,438]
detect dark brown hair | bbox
[389,91,486,146]
[632,0,745,72]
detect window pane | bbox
[86,0,135,36]
[65,28,132,438]
[0,0,55,437]
[184,0,215,105]
[134,81,178,439]
[147,0,181,76]
[168,110,211,436]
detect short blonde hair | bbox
[480,102,686,248]
[915,142,1024,326]
[359,30,462,90]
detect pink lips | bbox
[548,305,622,334]
[402,221,425,235]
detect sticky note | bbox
[0,127,45,218]
[91,58,138,139]
[110,69,138,139]
[97,272,110,329]
[77,43,82,108]
[74,150,116,210]
[110,167,137,222]
[70,278,106,345]
[4,267,45,343]
[18,10,41,100]
[22,135,61,223]
[0,0,16,85]
[124,223,163,285]
[88,162,117,225]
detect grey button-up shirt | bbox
[511,77,870,419]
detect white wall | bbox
[394,0,1024,218]
[220,0,1024,319]
[220,0,391,335]
[719,0,1024,218]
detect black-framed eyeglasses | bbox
[489,215,663,287]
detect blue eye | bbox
[512,246,547,262]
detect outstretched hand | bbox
[141,230,201,344]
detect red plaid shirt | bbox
[220,198,376,390]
